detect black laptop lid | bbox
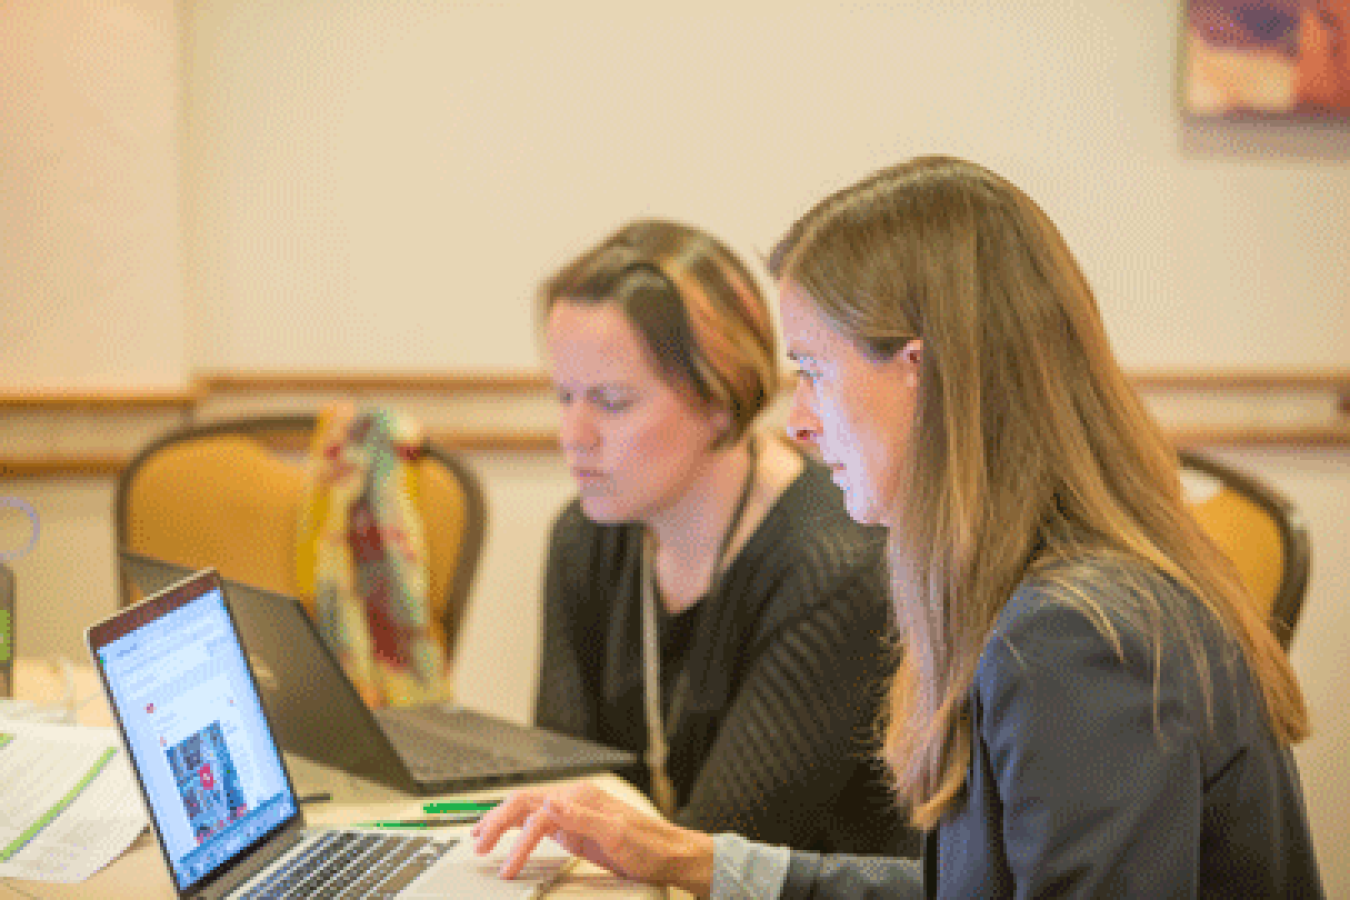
[119,551,413,790]
[120,550,637,793]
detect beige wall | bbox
[3,1,1348,894]
[0,0,187,390]
[176,0,1350,373]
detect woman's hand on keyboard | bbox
[470,780,714,897]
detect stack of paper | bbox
[0,719,147,883]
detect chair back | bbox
[114,413,487,662]
[1179,450,1310,649]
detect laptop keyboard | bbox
[380,717,525,779]
[239,829,453,899]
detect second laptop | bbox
[121,550,636,795]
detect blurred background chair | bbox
[1179,450,1311,649]
[114,413,487,666]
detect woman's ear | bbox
[892,338,923,389]
[902,338,923,367]
[709,405,734,441]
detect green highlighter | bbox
[354,799,502,828]
[354,801,500,829]
[354,811,484,829]
[422,800,500,814]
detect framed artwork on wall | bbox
[1184,0,1350,116]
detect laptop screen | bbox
[91,573,299,893]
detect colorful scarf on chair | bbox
[295,406,452,708]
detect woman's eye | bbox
[796,368,820,385]
[592,389,633,412]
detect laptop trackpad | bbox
[399,835,573,898]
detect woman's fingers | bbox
[470,782,643,882]
[537,798,613,860]
[470,789,544,854]
[497,804,560,880]
[471,787,597,880]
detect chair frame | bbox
[1179,449,1311,649]
[113,413,488,648]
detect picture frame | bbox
[1183,0,1350,117]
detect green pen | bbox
[422,800,500,814]
[354,812,485,828]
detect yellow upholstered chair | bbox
[1179,450,1311,649]
[114,413,487,664]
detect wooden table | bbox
[1,658,680,899]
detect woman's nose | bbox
[785,380,822,449]
[559,404,600,453]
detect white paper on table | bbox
[0,718,148,883]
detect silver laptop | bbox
[120,551,636,795]
[87,567,569,898]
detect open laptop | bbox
[120,550,636,795]
[87,567,571,898]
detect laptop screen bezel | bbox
[86,568,306,897]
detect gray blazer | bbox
[774,567,1324,899]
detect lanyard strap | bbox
[641,435,759,818]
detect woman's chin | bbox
[579,494,627,524]
[843,494,881,527]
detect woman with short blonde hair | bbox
[533,218,917,856]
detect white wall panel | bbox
[0,0,186,389]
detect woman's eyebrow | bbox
[587,382,635,397]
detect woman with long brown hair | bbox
[473,157,1323,898]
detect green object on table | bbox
[354,813,482,829]
[423,800,499,814]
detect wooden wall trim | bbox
[197,368,1350,401]
[196,371,552,394]
[1169,425,1350,448]
[3,369,1349,478]
[0,457,129,478]
[1128,370,1350,392]
[4,369,1348,408]
[0,387,201,410]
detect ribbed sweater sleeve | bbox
[676,562,892,847]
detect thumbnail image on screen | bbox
[165,721,248,845]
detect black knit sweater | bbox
[535,455,919,856]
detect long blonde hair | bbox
[770,156,1309,828]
